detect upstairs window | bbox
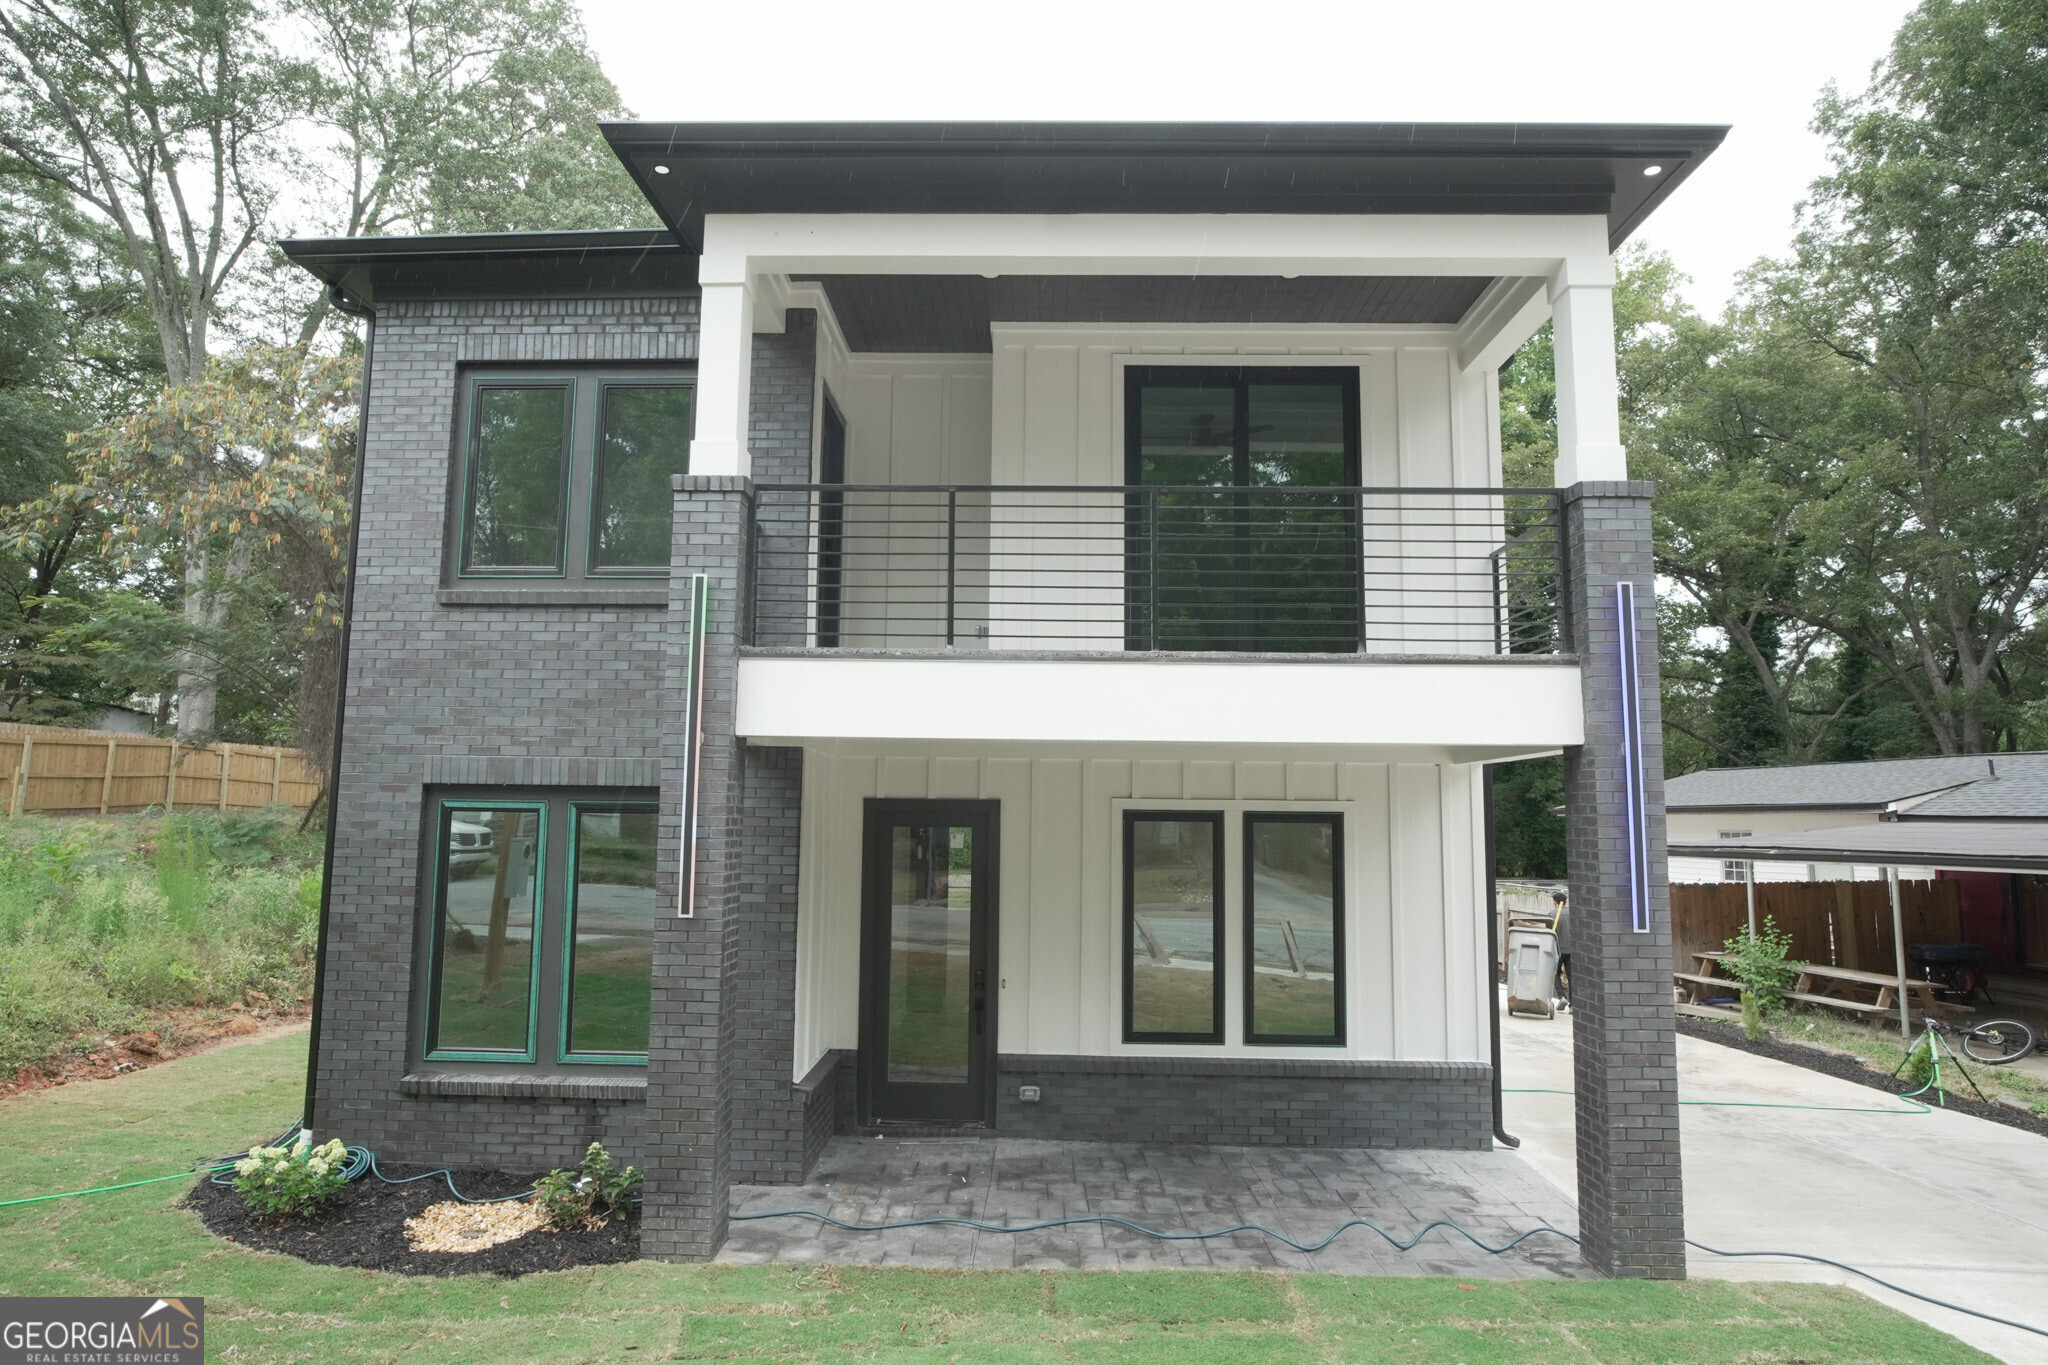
[454,370,693,581]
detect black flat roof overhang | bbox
[602,121,1728,253]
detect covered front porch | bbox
[723,1133,1581,1277]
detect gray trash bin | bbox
[1506,926,1559,1018]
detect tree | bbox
[14,345,357,747]
[277,0,654,345]
[0,176,161,721]
[1,0,646,737]
[0,0,301,386]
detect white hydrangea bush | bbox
[231,1132,350,1217]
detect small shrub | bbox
[1721,916,1802,1028]
[232,1133,350,1218]
[1901,1037,1937,1090]
[534,1142,641,1229]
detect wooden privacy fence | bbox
[1671,878,1963,975]
[0,723,322,816]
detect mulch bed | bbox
[1675,1014,2048,1140]
[185,1163,638,1277]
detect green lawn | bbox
[0,1031,1994,1364]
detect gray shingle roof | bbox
[1664,752,2048,817]
[1667,820,2048,872]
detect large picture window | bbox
[1244,813,1344,1045]
[1122,811,1224,1044]
[422,790,657,1066]
[454,370,692,582]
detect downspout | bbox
[303,283,375,1134]
[1483,766,1520,1148]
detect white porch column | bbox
[1548,256,1627,485]
[693,255,754,478]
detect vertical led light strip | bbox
[676,573,710,919]
[1615,581,1652,933]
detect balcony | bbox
[747,485,1567,657]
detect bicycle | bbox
[1922,1013,2038,1066]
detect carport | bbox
[1671,821,2048,1036]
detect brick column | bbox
[642,473,752,1261]
[1561,480,1685,1279]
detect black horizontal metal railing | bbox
[747,484,1566,655]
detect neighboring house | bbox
[1667,753,2048,883]
[281,121,1722,1274]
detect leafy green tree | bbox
[1490,757,1564,880]
[1,0,646,736]
[13,346,357,745]
[0,178,162,721]
[279,0,655,344]
[1756,0,2048,753]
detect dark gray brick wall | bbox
[643,475,748,1260]
[990,1056,1492,1148]
[1561,480,1685,1279]
[309,295,698,1172]
[796,1050,850,1174]
[749,310,816,647]
[731,744,807,1183]
[311,293,817,1255]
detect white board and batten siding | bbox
[788,744,1494,1082]
[989,324,1505,654]
[800,323,1511,654]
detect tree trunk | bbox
[175,534,217,738]
[480,812,516,1000]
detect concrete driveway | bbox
[1502,1004,2048,1364]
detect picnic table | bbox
[1674,952,1969,1024]
[1786,962,1970,1023]
[1674,951,1737,1007]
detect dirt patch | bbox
[1676,1014,2048,1140]
[185,1164,638,1277]
[1,1005,310,1101]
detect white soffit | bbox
[735,657,1584,751]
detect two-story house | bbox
[282,121,1721,1275]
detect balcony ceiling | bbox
[602,121,1729,254]
[798,274,1495,353]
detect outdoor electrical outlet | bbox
[1018,1086,1041,1103]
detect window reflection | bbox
[1247,815,1342,1042]
[432,807,541,1054]
[1125,815,1222,1041]
[565,806,657,1056]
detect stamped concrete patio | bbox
[721,1135,1583,1278]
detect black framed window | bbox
[1244,812,1345,1045]
[421,789,657,1067]
[454,370,692,582]
[1125,367,1362,652]
[1122,811,1225,1043]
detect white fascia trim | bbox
[701,213,1613,278]
[1455,276,1550,374]
[736,655,1586,750]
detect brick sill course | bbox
[400,1072,647,1101]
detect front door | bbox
[859,799,998,1125]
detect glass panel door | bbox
[861,800,997,1123]
[1126,367,1361,652]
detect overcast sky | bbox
[577,0,1918,317]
